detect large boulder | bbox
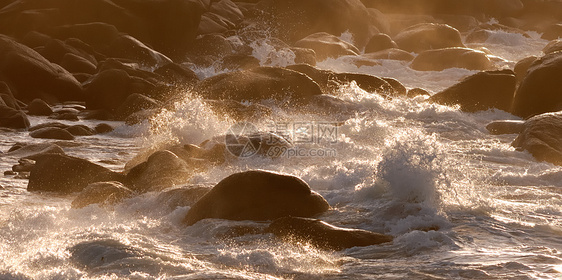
[411,47,494,71]
[294,32,359,61]
[0,0,205,60]
[0,105,30,129]
[511,52,562,118]
[428,70,516,112]
[393,23,464,53]
[512,112,562,165]
[182,170,330,226]
[27,154,125,193]
[266,0,382,48]
[0,34,83,103]
[71,181,134,209]
[267,216,393,250]
[194,67,324,104]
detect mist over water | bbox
[0,4,562,280]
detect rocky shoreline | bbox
[1,0,562,251]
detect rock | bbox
[65,125,95,136]
[486,120,525,135]
[268,0,382,48]
[267,216,393,250]
[30,127,75,140]
[393,23,464,53]
[0,105,30,129]
[512,112,562,165]
[291,47,317,65]
[511,52,562,118]
[27,99,54,116]
[12,158,35,172]
[411,48,494,71]
[285,64,395,97]
[428,70,516,112]
[29,122,69,131]
[125,150,192,193]
[364,33,397,53]
[156,185,211,210]
[49,111,79,121]
[106,34,173,67]
[514,56,538,83]
[28,154,124,193]
[83,69,157,112]
[294,32,359,61]
[154,63,199,86]
[115,93,160,120]
[182,170,330,226]
[209,0,244,25]
[194,66,323,105]
[361,48,414,62]
[71,181,134,209]
[543,39,562,55]
[407,88,431,98]
[220,54,261,71]
[0,34,83,103]
[94,123,113,134]
[60,53,97,74]
[2,142,65,159]
[541,23,562,40]
[204,99,272,121]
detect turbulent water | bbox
[1,29,562,280]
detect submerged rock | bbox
[512,112,562,165]
[183,170,330,226]
[428,70,516,112]
[71,181,134,209]
[28,154,124,193]
[267,216,393,250]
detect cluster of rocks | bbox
[2,0,562,248]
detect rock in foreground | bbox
[183,170,330,226]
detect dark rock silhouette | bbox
[28,154,124,193]
[183,170,330,226]
[512,52,562,118]
[429,70,516,112]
